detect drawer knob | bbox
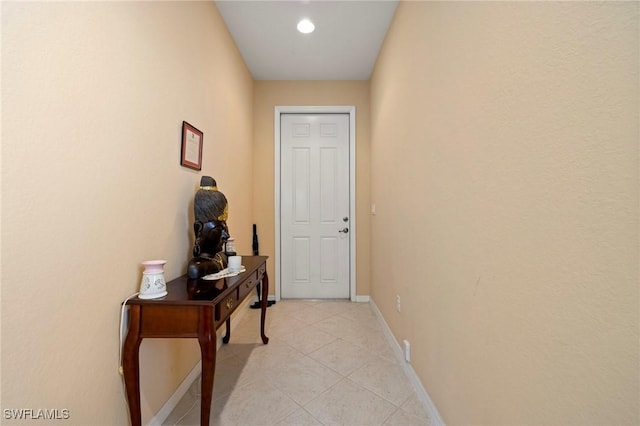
[226,298,234,309]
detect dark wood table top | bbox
[126,255,268,306]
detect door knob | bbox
[339,228,349,233]
[343,217,349,222]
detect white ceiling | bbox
[215,1,399,80]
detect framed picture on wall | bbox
[181,121,203,170]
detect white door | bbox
[281,113,350,299]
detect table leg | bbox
[122,305,142,426]
[198,307,216,426]
[222,317,231,344]
[260,273,270,344]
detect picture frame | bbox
[180,121,203,170]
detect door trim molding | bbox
[274,106,356,301]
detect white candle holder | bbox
[139,260,167,299]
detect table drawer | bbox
[215,291,238,323]
[238,273,257,301]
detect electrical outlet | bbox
[396,295,401,312]
[403,340,411,363]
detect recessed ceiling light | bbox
[297,19,315,34]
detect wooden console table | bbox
[122,256,269,426]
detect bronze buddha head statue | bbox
[188,176,230,279]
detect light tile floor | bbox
[163,300,432,426]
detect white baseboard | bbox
[149,298,253,426]
[369,299,445,426]
[354,295,370,303]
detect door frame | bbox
[274,106,357,301]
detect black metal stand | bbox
[249,224,275,309]
[250,280,276,309]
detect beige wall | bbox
[3,1,638,424]
[370,2,639,425]
[252,81,371,298]
[2,2,253,423]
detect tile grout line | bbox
[165,300,432,425]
